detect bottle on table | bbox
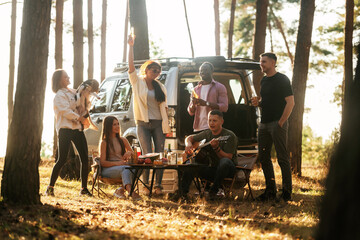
[132,139,141,163]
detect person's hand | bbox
[128,34,135,46]
[193,98,206,106]
[210,138,219,150]
[123,151,133,161]
[251,96,260,107]
[185,145,193,155]
[278,120,284,128]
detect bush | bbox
[302,125,339,165]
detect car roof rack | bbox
[228,57,259,62]
[113,56,260,72]
[114,57,194,72]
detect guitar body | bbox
[183,135,230,166]
[194,145,219,167]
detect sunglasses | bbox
[149,68,161,74]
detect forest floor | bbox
[0,157,326,239]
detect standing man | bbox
[188,62,228,132]
[251,52,295,202]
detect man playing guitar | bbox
[179,110,237,200]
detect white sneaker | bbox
[216,188,225,197]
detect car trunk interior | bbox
[177,71,258,149]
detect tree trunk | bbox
[214,0,220,56]
[54,0,64,158]
[59,0,84,180]
[252,0,268,96]
[227,0,236,59]
[55,0,63,69]
[129,0,149,61]
[288,0,315,176]
[7,0,16,127]
[268,22,274,52]
[100,0,107,82]
[1,0,52,205]
[183,0,194,58]
[342,0,354,132]
[73,0,83,88]
[88,0,94,79]
[122,0,129,62]
[270,7,294,65]
[316,41,360,240]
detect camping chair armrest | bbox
[91,157,101,170]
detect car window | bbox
[180,72,247,104]
[91,79,117,113]
[111,79,132,112]
[229,79,245,104]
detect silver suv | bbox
[85,56,261,154]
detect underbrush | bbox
[0,157,326,239]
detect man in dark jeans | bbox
[251,52,295,202]
[174,110,237,201]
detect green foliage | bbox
[222,0,300,58]
[149,37,165,59]
[322,127,340,165]
[311,0,360,73]
[302,125,339,165]
[41,142,52,159]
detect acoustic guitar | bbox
[183,135,230,167]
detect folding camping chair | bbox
[223,153,258,200]
[90,157,123,198]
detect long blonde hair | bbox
[51,69,65,93]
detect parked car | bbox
[85,56,261,155]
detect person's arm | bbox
[128,34,135,74]
[54,91,80,121]
[210,138,233,159]
[121,137,134,161]
[184,135,195,153]
[278,95,295,127]
[187,99,196,116]
[214,84,228,112]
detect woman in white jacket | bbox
[128,34,171,195]
[45,69,92,197]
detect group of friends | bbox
[45,33,295,203]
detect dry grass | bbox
[0,157,326,239]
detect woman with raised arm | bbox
[45,69,92,197]
[99,116,141,200]
[127,34,171,195]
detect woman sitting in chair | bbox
[99,116,141,200]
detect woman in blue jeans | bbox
[99,116,141,200]
[128,34,171,195]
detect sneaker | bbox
[79,188,93,197]
[45,186,54,196]
[114,187,126,199]
[143,187,150,196]
[216,188,225,197]
[280,190,292,202]
[154,187,163,195]
[256,190,276,202]
[131,192,142,201]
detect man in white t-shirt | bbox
[187,62,228,132]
